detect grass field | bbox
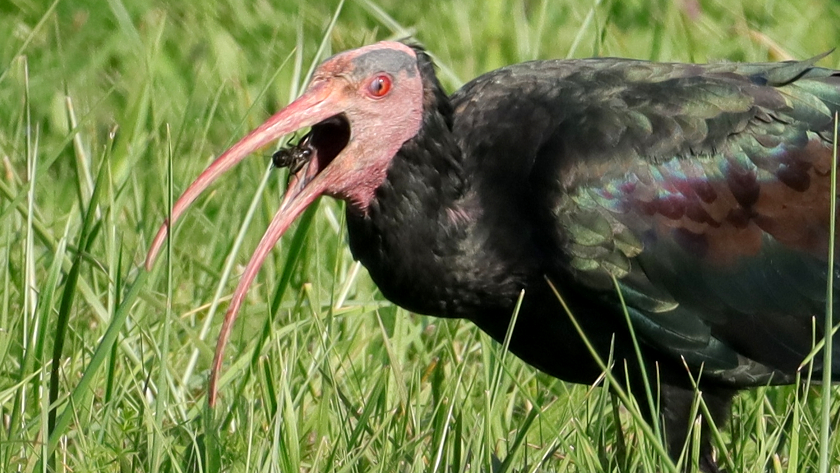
[3,0,840,471]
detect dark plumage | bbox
[146,42,840,472]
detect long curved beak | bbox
[144,80,344,406]
[145,80,334,270]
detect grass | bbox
[2,0,840,471]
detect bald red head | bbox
[144,41,427,405]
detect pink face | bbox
[144,41,426,405]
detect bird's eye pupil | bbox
[367,74,392,98]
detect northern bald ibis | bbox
[146,42,840,472]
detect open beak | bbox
[144,80,351,406]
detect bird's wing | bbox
[460,57,840,384]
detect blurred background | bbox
[2,0,839,471]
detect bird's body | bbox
[147,42,840,472]
[355,51,840,381]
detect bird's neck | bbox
[346,110,534,319]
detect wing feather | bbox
[518,58,840,382]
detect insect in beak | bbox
[271,133,314,174]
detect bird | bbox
[145,41,840,472]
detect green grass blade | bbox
[47,158,110,455]
[545,277,678,473]
[818,111,838,473]
[47,269,151,453]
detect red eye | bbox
[366,74,392,98]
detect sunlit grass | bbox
[2,0,840,471]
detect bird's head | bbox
[144,41,426,404]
